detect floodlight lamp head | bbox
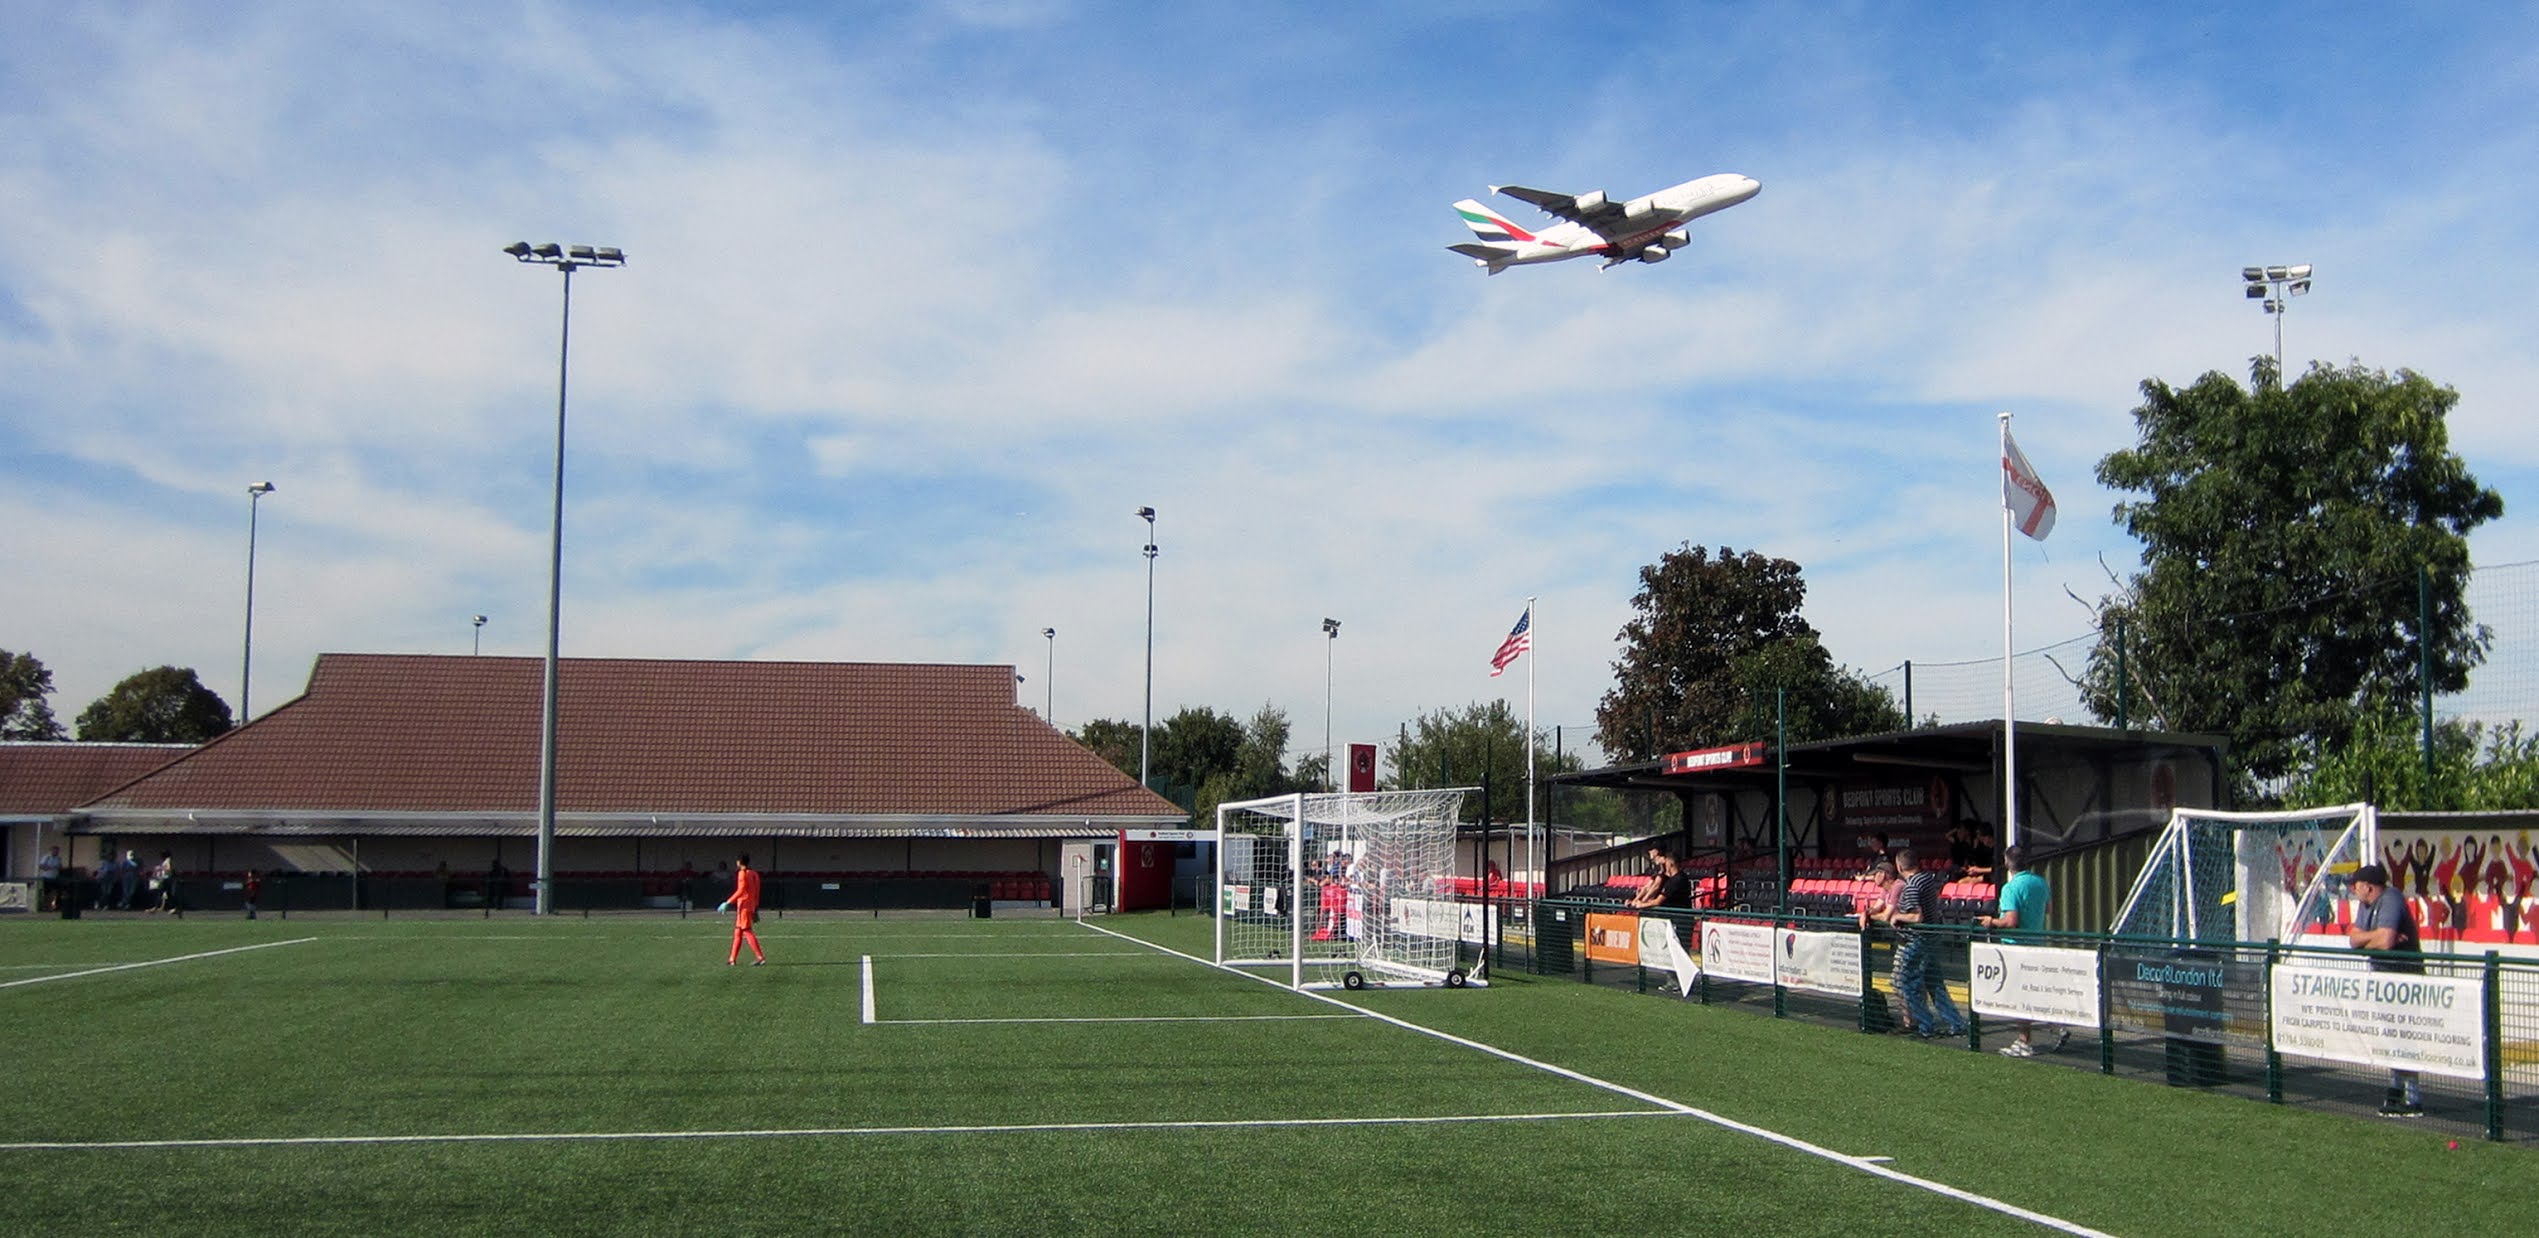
[2241,266,2265,282]
[593,247,625,264]
[2287,279,2311,296]
[567,245,596,262]
[503,241,533,259]
[2286,263,2313,280]
[1323,618,1341,636]
[530,243,563,260]
[474,615,487,626]
[1043,627,1055,638]
[248,481,276,496]
[1135,506,1155,521]
[2264,265,2290,280]
[2245,284,2267,299]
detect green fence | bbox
[1518,897,2537,1144]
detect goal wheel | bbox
[1342,971,1366,990]
[1445,969,1467,988]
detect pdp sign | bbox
[1967,943,2101,1030]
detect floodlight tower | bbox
[2241,263,2313,378]
[240,481,276,723]
[1137,506,1157,789]
[1322,618,1340,791]
[503,240,625,916]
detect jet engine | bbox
[1661,227,1690,249]
[1639,246,1671,264]
[1624,194,1660,218]
[1571,189,1608,214]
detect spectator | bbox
[1977,845,2064,1056]
[36,845,63,911]
[1864,831,1894,865]
[242,868,262,920]
[1889,848,1967,1041]
[1945,825,1976,877]
[1857,862,1914,1036]
[1965,825,2000,884]
[1626,852,1693,911]
[146,851,177,914]
[111,849,141,910]
[2347,864,2425,1117]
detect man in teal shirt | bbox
[1977,845,2062,1057]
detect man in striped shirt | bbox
[1888,848,1966,1040]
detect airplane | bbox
[1448,172,1760,274]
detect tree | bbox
[2281,711,2539,812]
[74,666,233,743]
[1150,705,1244,799]
[2080,359,2503,786]
[1387,700,1587,824]
[1069,718,1144,780]
[0,649,67,740]
[1596,544,1903,762]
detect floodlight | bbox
[2286,264,2312,280]
[2288,279,2311,296]
[2242,267,2264,282]
[568,245,595,262]
[594,247,625,264]
[504,241,533,258]
[2246,284,2267,299]
[531,243,562,259]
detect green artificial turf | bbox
[0,913,2520,1236]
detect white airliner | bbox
[1448,173,1760,274]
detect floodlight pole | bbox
[1138,506,1157,789]
[504,241,624,916]
[1042,627,1056,722]
[241,481,275,723]
[472,614,487,655]
[1322,618,1340,790]
[2241,263,2313,378]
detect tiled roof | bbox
[0,742,192,815]
[80,654,1182,821]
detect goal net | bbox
[2107,803,2375,946]
[1214,788,1480,990]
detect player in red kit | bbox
[723,853,766,966]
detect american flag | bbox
[1489,606,1531,677]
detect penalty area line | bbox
[0,939,318,992]
[0,1109,1680,1154]
[856,953,1337,1026]
[1075,921,2118,1238]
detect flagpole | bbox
[1525,595,1537,900]
[1998,412,2019,851]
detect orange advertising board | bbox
[1585,912,1642,964]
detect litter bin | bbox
[972,890,993,919]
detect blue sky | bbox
[4,2,2534,768]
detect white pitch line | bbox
[0,1109,1677,1153]
[875,1014,1359,1025]
[1077,921,2118,1238]
[861,954,876,1024]
[0,939,317,991]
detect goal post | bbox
[2108,803,2375,945]
[1214,788,1482,990]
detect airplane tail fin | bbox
[1454,199,1536,245]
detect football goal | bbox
[1214,788,1482,990]
[2107,803,2375,946]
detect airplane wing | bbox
[1494,184,1629,234]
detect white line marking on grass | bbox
[1077,922,2118,1238]
[875,1014,1360,1026]
[861,954,876,1024]
[0,1109,1677,1153]
[0,939,316,991]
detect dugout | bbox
[1544,719,2228,931]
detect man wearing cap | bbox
[2347,863,2423,1117]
